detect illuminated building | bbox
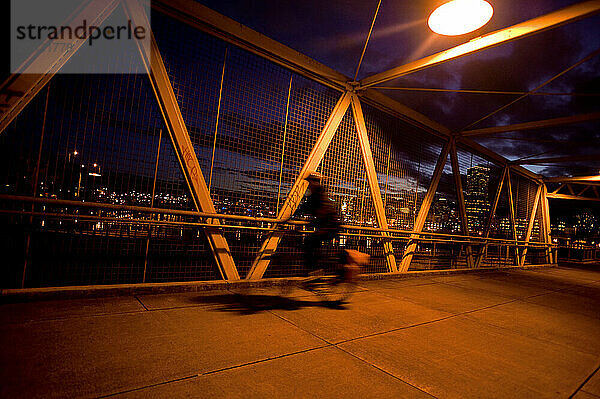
[465,165,491,234]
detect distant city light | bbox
[428,0,493,36]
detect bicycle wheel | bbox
[303,276,355,303]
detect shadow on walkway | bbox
[189,292,350,315]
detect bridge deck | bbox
[1,266,599,398]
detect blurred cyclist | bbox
[294,172,341,276]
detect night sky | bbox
[197,0,600,178]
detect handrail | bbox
[0,194,553,247]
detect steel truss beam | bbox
[546,193,600,202]
[456,137,541,182]
[124,0,239,280]
[359,1,600,88]
[460,111,600,137]
[0,0,120,135]
[372,87,600,97]
[519,185,542,266]
[246,92,353,280]
[544,176,600,184]
[350,93,397,272]
[513,154,600,165]
[449,138,474,267]
[399,139,452,272]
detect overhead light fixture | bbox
[428,0,493,36]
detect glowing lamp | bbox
[428,0,493,36]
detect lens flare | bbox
[428,0,493,36]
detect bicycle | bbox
[298,248,369,303]
[266,228,370,303]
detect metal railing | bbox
[0,194,554,288]
[556,245,600,263]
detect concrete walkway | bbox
[1,266,599,398]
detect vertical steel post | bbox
[276,76,294,213]
[449,138,474,267]
[22,85,50,288]
[540,184,554,263]
[247,91,352,279]
[519,184,542,266]
[209,48,227,193]
[351,94,397,272]
[506,167,520,265]
[143,129,162,283]
[359,172,368,224]
[399,139,452,272]
[383,141,392,209]
[124,0,239,280]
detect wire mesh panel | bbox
[0,5,559,287]
[362,103,444,233]
[154,11,288,217]
[409,241,469,271]
[25,214,147,288]
[145,220,220,282]
[512,173,540,241]
[455,147,503,237]
[489,172,512,240]
[153,11,349,277]
[319,107,389,270]
[0,90,46,198]
[424,154,460,234]
[361,103,448,271]
[0,7,223,287]
[479,244,518,268]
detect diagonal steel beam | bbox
[246,91,353,280]
[124,0,239,280]
[460,111,600,137]
[552,183,566,194]
[0,0,120,135]
[399,139,452,272]
[579,185,591,196]
[360,1,600,88]
[350,93,397,272]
